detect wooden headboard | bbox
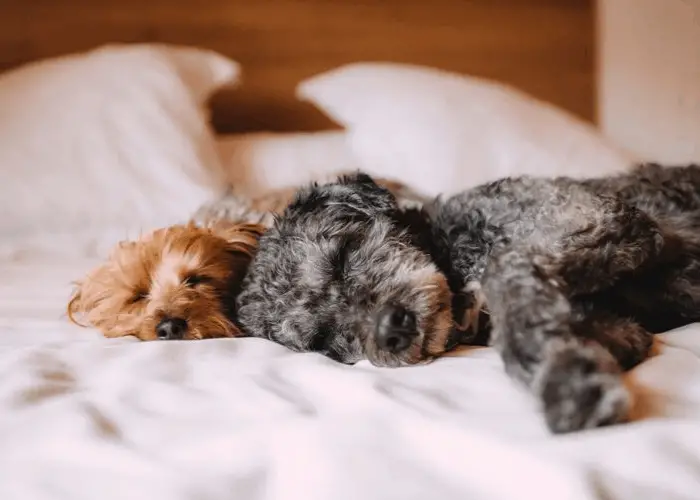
[1,0,596,133]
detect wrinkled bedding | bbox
[1,257,700,500]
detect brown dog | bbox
[67,221,264,340]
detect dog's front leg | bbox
[482,246,631,433]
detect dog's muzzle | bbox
[374,305,418,353]
[156,317,188,340]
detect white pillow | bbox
[0,44,236,255]
[216,131,357,197]
[297,63,638,197]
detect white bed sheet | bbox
[0,256,699,500]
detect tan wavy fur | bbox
[67,221,264,340]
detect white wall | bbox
[598,0,700,163]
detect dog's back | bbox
[581,163,700,332]
[584,163,700,222]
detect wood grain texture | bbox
[0,0,595,132]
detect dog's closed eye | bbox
[310,323,333,352]
[330,237,360,280]
[183,274,213,287]
[128,290,149,304]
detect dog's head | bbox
[68,222,264,340]
[236,173,457,367]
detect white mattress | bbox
[1,256,699,500]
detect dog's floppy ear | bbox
[66,238,142,329]
[206,221,265,259]
[66,270,111,329]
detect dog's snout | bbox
[156,317,188,340]
[375,305,417,353]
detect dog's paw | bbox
[540,345,631,434]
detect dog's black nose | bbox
[375,305,418,353]
[156,317,187,340]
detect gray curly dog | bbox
[236,164,700,433]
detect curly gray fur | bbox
[236,174,451,366]
[237,164,700,433]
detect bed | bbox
[1,2,699,499]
